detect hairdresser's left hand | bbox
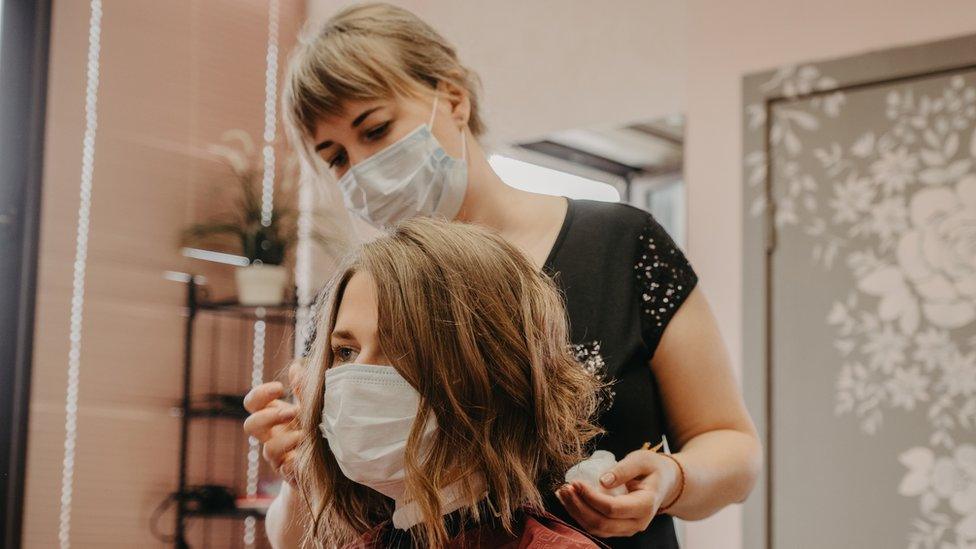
[556,448,681,538]
[243,358,307,483]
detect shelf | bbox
[183,393,249,421]
[184,507,266,520]
[193,298,301,324]
[198,297,299,311]
[186,406,248,421]
[175,277,293,544]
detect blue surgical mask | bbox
[336,95,468,227]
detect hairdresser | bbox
[243,3,761,547]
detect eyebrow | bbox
[351,107,381,128]
[313,107,383,152]
[330,329,355,342]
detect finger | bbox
[572,480,656,520]
[263,442,283,471]
[243,405,297,442]
[268,412,298,438]
[243,381,285,413]
[278,450,297,482]
[556,485,599,531]
[560,485,639,538]
[600,449,657,489]
[263,430,305,470]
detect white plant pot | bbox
[235,264,289,305]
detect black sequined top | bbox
[541,198,698,549]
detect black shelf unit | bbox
[184,508,269,520]
[174,277,300,547]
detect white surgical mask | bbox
[320,363,488,529]
[336,94,468,227]
[319,363,437,502]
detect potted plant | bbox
[181,131,341,305]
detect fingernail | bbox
[600,473,615,486]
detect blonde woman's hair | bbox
[283,2,485,167]
[296,218,603,548]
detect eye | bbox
[332,346,357,364]
[328,149,348,169]
[364,121,391,142]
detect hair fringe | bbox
[282,2,486,174]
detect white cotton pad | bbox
[565,450,628,496]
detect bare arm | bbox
[265,483,308,548]
[559,287,761,535]
[649,287,762,519]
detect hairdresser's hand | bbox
[556,448,681,538]
[243,358,306,483]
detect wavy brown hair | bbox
[295,218,602,547]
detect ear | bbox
[439,80,471,129]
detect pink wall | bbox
[684,2,976,548]
[28,1,304,546]
[305,0,688,146]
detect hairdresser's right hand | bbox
[243,358,306,483]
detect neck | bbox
[454,139,537,233]
[452,137,569,269]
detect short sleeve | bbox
[633,214,698,354]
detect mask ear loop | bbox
[427,93,440,129]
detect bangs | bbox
[282,1,486,171]
[286,32,430,141]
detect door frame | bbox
[741,32,976,549]
[0,0,52,546]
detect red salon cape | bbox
[345,507,608,548]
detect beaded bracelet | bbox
[657,453,685,514]
[642,441,685,515]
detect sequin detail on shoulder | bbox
[633,217,697,348]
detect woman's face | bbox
[312,91,467,181]
[329,271,389,367]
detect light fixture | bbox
[180,247,249,267]
[488,154,621,202]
